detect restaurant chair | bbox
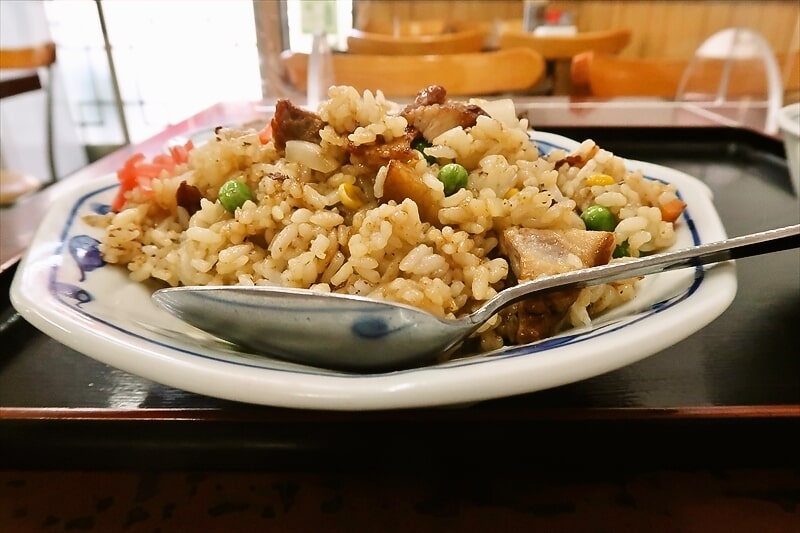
[497,27,631,94]
[0,40,57,205]
[571,35,798,134]
[358,18,452,36]
[346,27,487,55]
[279,47,546,98]
[572,49,800,98]
[497,27,632,61]
[570,51,690,98]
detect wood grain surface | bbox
[2,468,798,532]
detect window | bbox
[42,0,352,147]
[286,0,352,52]
[44,0,261,145]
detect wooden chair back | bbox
[498,28,631,60]
[280,47,546,97]
[0,41,58,203]
[358,19,451,36]
[570,51,686,98]
[571,50,800,99]
[0,41,57,100]
[0,41,56,70]
[346,28,487,55]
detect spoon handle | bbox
[476,224,800,323]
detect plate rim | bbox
[9,131,737,410]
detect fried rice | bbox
[89,85,684,356]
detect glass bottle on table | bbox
[307,31,334,110]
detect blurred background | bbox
[1,0,798,185]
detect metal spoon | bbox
[153,224,799,372]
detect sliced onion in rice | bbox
[469,98,519,129]
[285,140,339,173]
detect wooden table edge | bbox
[2,405,798,422]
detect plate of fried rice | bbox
[10,85,736,410]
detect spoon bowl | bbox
[154,286,467,371]
[153,224,799,372]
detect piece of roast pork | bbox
[347,85,488,169]
[346,129,418,169]
[270,99,325,151]
[500,228,616,344]
[380,160,442,225]
[400,84,489,141]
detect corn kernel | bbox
[504,187,520,199]
[338,183,365,209]
[586,174,615,187]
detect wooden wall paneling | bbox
[353,1,522,29]
[728,1,766,30]
[691,4,721,58]
[704,1,734,35]
[624,3,659,57]
[452,0,520,21]
[583,2,634,55]
[350,0,800,97]
[664,4,708,59]
[411,1,438,19]
[543,1,799,59]
[646,2,673,58]
[771,6,800,54]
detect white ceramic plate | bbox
[164,119,268,151]
[9,131,735,411]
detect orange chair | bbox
[497,27,631,94]
[346,27,487,55]
[570,51,688,98]
[0,41,58,205]
[280,47,546,97]
[358,19,452,36]
[498,28,632,61]
[571,49,800,99]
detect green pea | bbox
[580,204,616,232]
[218,179,253,212]
[613,239,630,258]
[411,137,437,164]
[437,163,469,196]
